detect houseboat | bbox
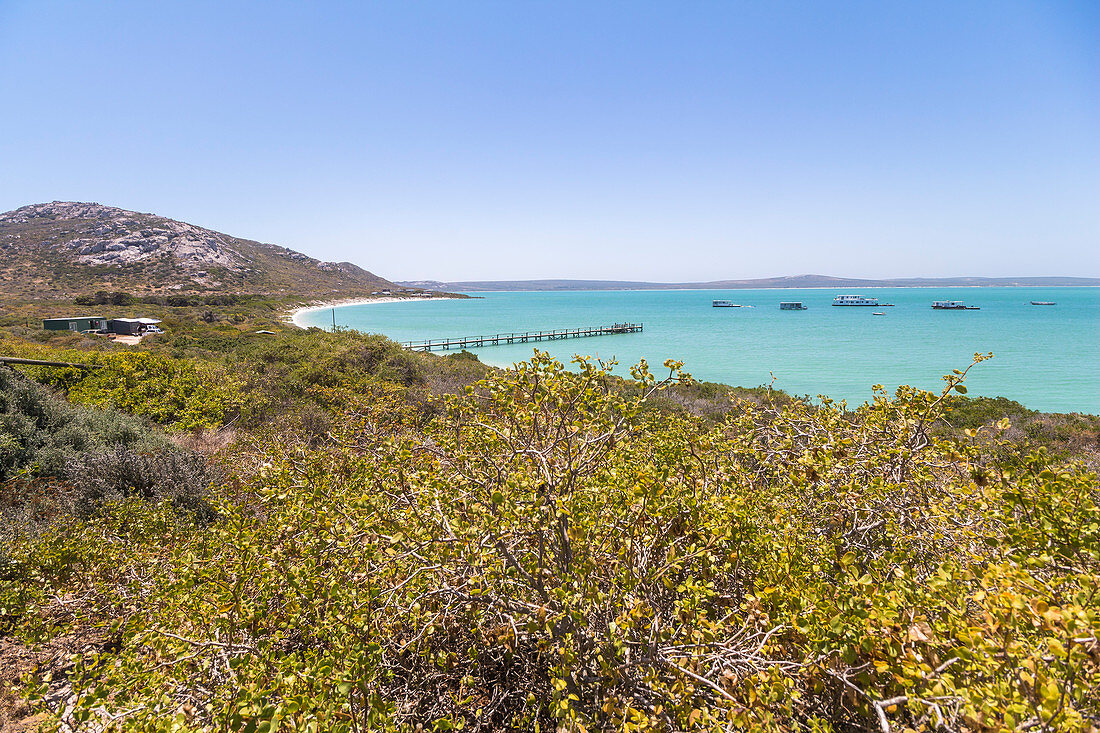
[832,294,893,307]
[779,302,807,310]
[931,300,980,310]
[712,300,742,307]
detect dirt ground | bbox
[110,334,143,346]
[0,620,110,732]
[76,332,144,346]
[0,636,45,732]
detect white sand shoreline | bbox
[287,296,452,329]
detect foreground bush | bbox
[7,353,1099,731]
[64,445,220,523]
[0,369,220,598]
[62,352,248,430]
[1,344,248,430]
[0,366,170,482]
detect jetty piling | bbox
[401,323,643,352]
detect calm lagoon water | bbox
[298,288,1100,413]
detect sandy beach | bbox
[288,296,445,328]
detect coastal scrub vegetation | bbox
[0,366,217,546]
[0,327,1098,732]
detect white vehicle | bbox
[145,325,164,334]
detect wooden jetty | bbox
[401,323,643,352]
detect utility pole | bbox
[332,308,336,331]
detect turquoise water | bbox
[299,288,1100,413]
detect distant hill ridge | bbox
[399,274,1100,291]
[0,201,397,299]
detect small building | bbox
[43,316,108,332]
[107,317,162,335]
[108,318,142,335]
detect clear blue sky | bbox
[1,1,1096,281]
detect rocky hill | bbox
[0,201,398,299]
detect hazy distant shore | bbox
[398,275,1100,292]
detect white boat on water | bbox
[832,294,893,307]
[780,301,807,310]
[712,300,742,307]
[931,300,980,310]
[1031,301,1056,306]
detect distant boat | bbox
[833,294,894,307]
[1030,301,1056,306]
[780,301,807,310]
[712,300,743,307]
[931,300,980,310]
[872,312,885,316]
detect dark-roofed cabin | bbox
[108,318,143,335]
[43,316,107,332]
[107,318,162,335]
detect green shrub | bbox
[2,343,249,430]
[62,352,248,430]
[73,291,136,306]
[0,367,170,481]
[64,445,219,523]
[942,394,1035,430]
